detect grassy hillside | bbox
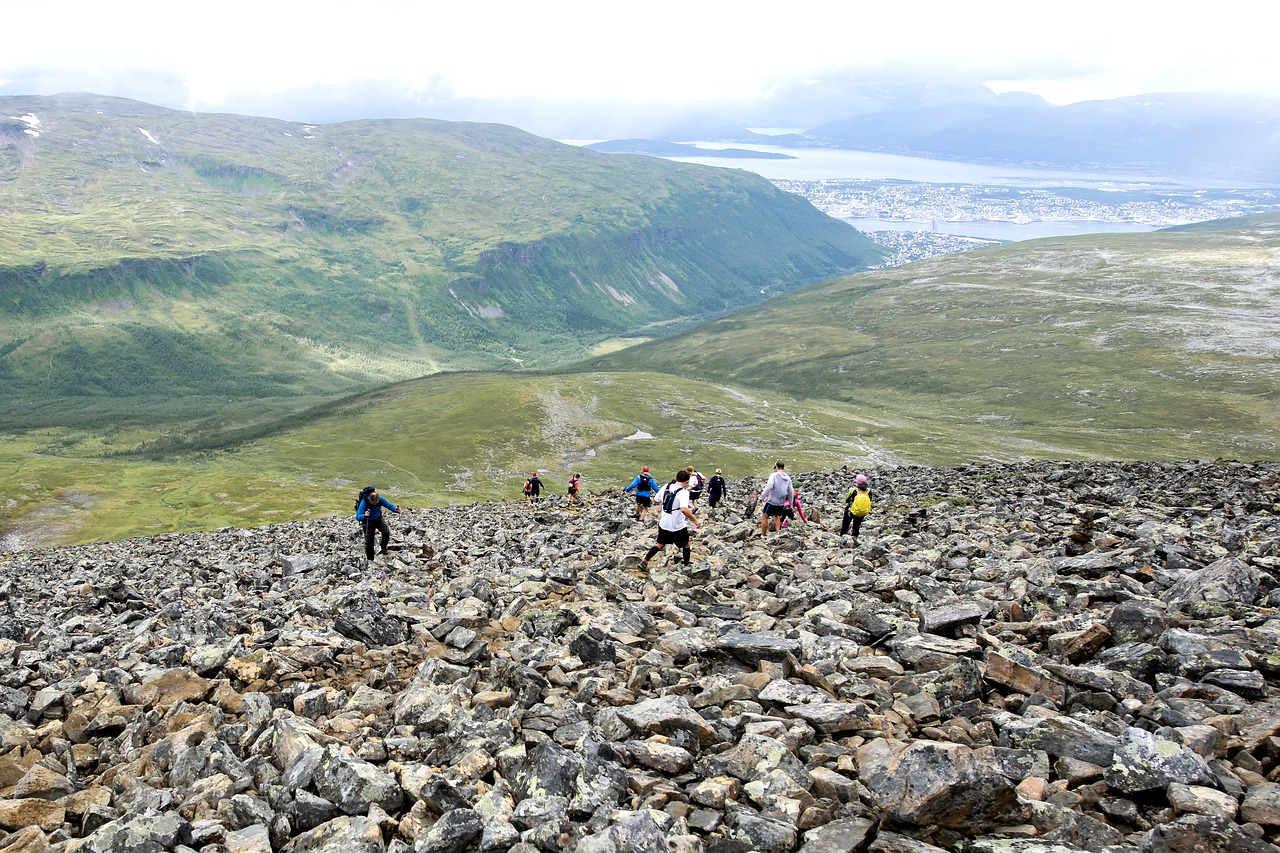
[4,206,1276,548]
[0,94,885,436]
[0,370,894,547]
[585,214,1280,461]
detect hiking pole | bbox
[358,517,373,570]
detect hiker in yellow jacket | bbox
[841,473,872,543]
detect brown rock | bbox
[211,681,245,714]
[58,786,112,820]
[12,765,75,801]
[226,649,275,683]
[1240,781,1280,826]
[1167,783,1239,821]
[84,704,144,734]
[0,756,26,792]
[1016,777,1050,801]
[0,798,66,831]
[0,826,51,852]
[473,690,515,709]
[61,711,91,744]
[129,667,213,709]
[1046,622,1111,662]
[985,650,1068,705]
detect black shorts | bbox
[635,495,652,507]
[656,527,690,547]
[763,502,789,517]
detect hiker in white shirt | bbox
[641,469,700,569]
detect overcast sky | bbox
[3,0,1275,120]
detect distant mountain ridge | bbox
[584,139,795,160]
[586,92,1280,184]
[0,93,884,433]
[791,93,1280,183]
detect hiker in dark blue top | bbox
[356,487,401,561]
[707,469,728,509]
[623,466,658,522]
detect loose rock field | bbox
[1,460,1278,853]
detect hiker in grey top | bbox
[758,460,795,536]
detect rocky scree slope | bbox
[0,460,1278,853]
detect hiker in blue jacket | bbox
[623,466,658,522]
[356,487,402,561]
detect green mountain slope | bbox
[583,213,1280,460]
[0,370,885,546]
[0,94,885,434]
[6,216,1278,548]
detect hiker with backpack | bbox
[670,467,705,504]
[568,473,582,507]
[841,473,873,543]
[758,460,795,536]
[623,466,658,521]
[641,469,700,570]
[355,486,403,562]
[524,471,544,504]
[687,467,706,505]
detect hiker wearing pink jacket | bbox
[781,487,808,527]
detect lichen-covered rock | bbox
[412,808,484,853]
[279,815,385,853]
[856,739,1026,831]
[332,586,411,646]
[310,744,404,815]
[1162,558,1273,615]
[1104,727,1217,793]
[1140,813,1280,853]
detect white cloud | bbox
[3,0,1277,112]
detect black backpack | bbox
[355,485,376,512]
[639,474,655,493]
[662,486,683,514]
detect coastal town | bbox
[774,179,1280,228]
[774,178,1280,265]
[858,228,999,266]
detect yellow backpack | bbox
[850,490,872,517]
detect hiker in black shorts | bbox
[642,469,700,569]
[687,466,706,505]
[758,460,794,536]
